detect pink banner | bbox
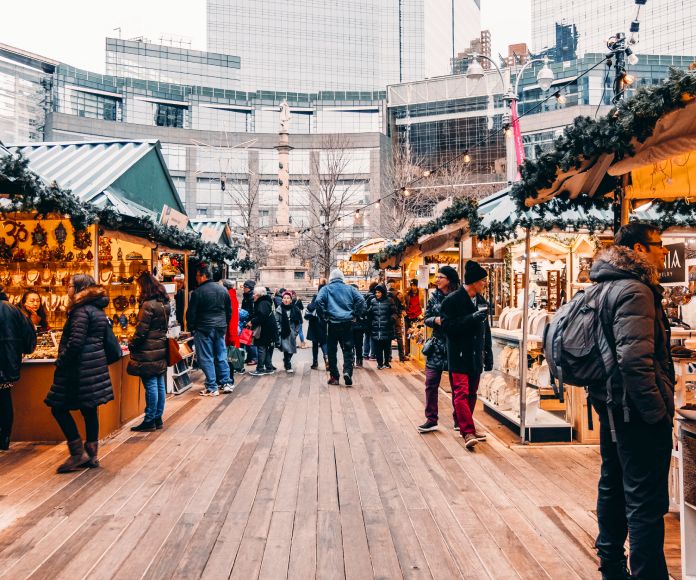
[510,99,525,181]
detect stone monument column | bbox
[276,100,291,226]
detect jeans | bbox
[362,333,373,358]
[298,323,305,343]
[352,329,364,364]
[283,352,293,370]
[374,339,391,367]
[311,341,327,366]
[244,344,258,363]
[256,344,274,372]
[194,327,231,392]
[449,372,480,435]
[143,374,166,422]
[424,368,456,424]
[51,407,99,442]
[327,321,354,379]
[0,388,12,438]
[591,399,672,579]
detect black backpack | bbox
[543,283,623,440]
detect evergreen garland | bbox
[511,68,696,208]
[0,152,253,271]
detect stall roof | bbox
[7,139,186,219]
[349,238,397,261]
[190,218,235,247]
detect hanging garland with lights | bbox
[511,68,696,208]
[0,152,253,270]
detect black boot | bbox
[131,419,156,432]
[154,417,163,430]
[0,430,10,451]
[599,560,631,580]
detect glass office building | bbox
[206,0,481,93]
[532,0,696,58]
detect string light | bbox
[355,208,360,216]
[422,170,431,177]
[403,188,411,197]
[463,152,471,164]
[375,199,381,208]
[503,124,512,137]
[554,91,567,104]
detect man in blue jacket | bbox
[316,269,365,386]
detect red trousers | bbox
[449,372,480,435]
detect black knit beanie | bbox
[464,261,487,285]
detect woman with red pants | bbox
[440,261,493,449]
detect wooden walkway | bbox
[0,349,682,579]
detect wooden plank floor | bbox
[0,349,682,579]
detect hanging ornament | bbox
[3,221,28,247]
[31,223,48,247]
[54,222,68,245]
[74,228,92,250]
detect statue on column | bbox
[279,100,291,133]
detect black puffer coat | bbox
[440,288,493,375]
[0,293,37,382]
[368,296,395,341]
[589,245,675,424]
[45,286,114,410]
[305,293,327,345]
[127,297,171,378]
[423,289,448,371]
[250,294,279,346]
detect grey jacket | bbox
[589,245,675,424]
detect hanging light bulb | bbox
[403,188,411,197]
[355,208,360,217]
[422,170,431,177]
[622,72,635,86]
[503,124,512,137]
[554,90,567,105]
[463,152,471,163]
[375,199,381,208]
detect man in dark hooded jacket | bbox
[589,223,673,580]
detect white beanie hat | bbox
[329,268,345,282]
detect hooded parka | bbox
[45,286,114,410]
[127,297,171,378]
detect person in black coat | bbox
[128,273,171,432]
[306,279,328,370]
[46,275,114,472]
[367,284,395,369]
[249,286,279,375]
[362,281,378,360]
[350,284,367,367]
[440,261,493,449]
[241,280,257,364]
[0,289,37,450]
[290,290,306,347]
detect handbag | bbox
[104,322,123,365]
[421,337,435,357]
[227,345,245,372]
[252,325,262,339]
[239,327,253,346]
[167,337,183,367]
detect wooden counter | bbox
[12,355,145,442]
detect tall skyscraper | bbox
[207,0,481,93]
[532,0,696,59]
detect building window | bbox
[197,207,208,217]
[294,272,305,280]
[155,103,185,128]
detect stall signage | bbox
[160,205,189,231]
[199,225,220,243]
[417,265,429,289]
[661,243,685,283]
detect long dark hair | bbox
[21,290,49,330]
[72,274,96,294]
[137,272,169,303]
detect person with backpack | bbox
[440,261,492,449]
[585,224,672,580]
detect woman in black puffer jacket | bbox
[249,286,279,375]
[367,284,395,369]
[417,266,459,433]
[46,275,113,472]
[128,273,171,432]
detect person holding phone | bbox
[440,261,493,449]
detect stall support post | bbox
[519,228,532,443]
[93,224,99,280]
[620,175,631,226]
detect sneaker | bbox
[236,368,246,375]
[463,433,478,449]
[250,370,268,377]
[246,360,257,366]
[377,365,385,370]
[270,365,277,371]
[131,419,156,432]
[221,383,235,394]
[285,368,294,374]
[474,431,487,441]
[417,421,438,433]
[453,424,460,431]
[344,374,353,387]
[328,377,340,385]
[200,389,220,397]
[310,363,319,369]
[355,362,363,368]
[384,363,392,369]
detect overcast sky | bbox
[0,0,531,73]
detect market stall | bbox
[1,139,246,441]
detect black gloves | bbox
[472,310,488,322]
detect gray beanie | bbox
[329,268,345,282]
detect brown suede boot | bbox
[83,441,99,468]
[56,439,90,473]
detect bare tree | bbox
[225,172,269,278]
[296,135,364,279]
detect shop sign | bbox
[661,243,685,283]
[160,205,189,231]
[199,225,220,243]
[417,265,429,289]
